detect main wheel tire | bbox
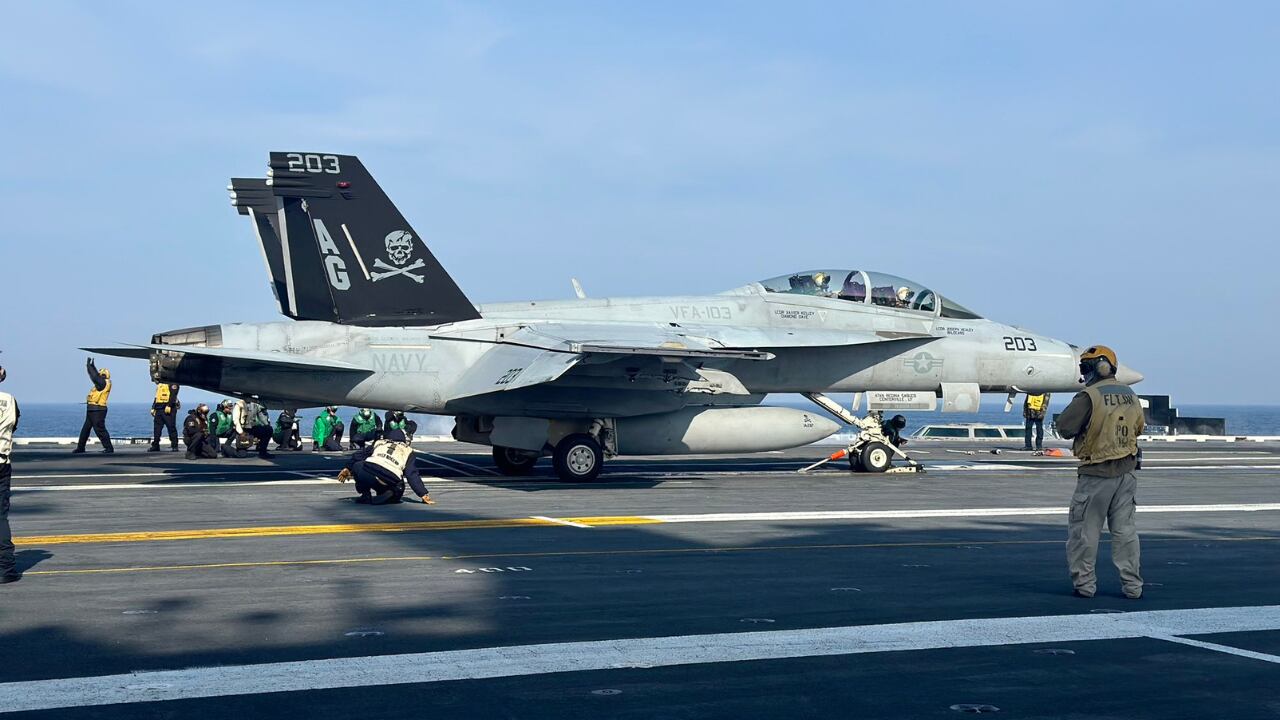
[860,442,892,473]
[493,446,539,476]
[552,433,603,482]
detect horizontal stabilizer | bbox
[80,346,152,360]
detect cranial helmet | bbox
[897,287,913,302]
[0,366,6,383]
[1079,345,1117,378]
[384,230,415,266]
[890,414,907,430]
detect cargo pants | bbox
[0,462,14,576]
[1067,471,1142,598]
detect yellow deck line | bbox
[24,535,1280,577]
[16,517,559,546]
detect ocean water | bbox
[12,400,1280,438]
[13,404,456,439]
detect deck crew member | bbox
[209,400,236,455]
[337,430,432,505]
[149,383,181,452]
[273,410,303,451]
[312,406,345,452]
[233,398,274,459]
[182,404,218,459]
[1056,345,1145,600]
[1023,393,1050,451]
[384,410,417,441]
[349,408,382,450]
[0,365,21,583]
[73,358,113,454]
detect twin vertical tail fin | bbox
[229,153,480,327]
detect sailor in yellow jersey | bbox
[1056,345,1146,599]
[0,364,21,583]
[148,383,181,452]
[1023,392,1050,451]
[337,430,432,505]
[73,357,113,454]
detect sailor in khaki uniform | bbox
[1056,345,1146,599]
[0,365,22,583]
[337,430,432,505]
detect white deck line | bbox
[641,504,1280,524]
[1,606,1278,714]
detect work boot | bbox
[1,572,20,585]
[258,451,275,460]
[71,448,86,454]
[147,445,160,453]
[171,445,179,452]
[1071,589,1093,599]
[185,451,197,460]
[102,448,114,454]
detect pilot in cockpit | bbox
[896,286,915,308]
[812,272,833,297]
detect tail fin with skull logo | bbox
[238,152,481,327]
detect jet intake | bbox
[614,406,839,455]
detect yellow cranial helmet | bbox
[813,272,830,285]
[1080,345,1117,366]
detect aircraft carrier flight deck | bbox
[1,439,1278,718]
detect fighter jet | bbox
[88,152,1142,481]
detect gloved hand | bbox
[337,468,352,483]
[164,405,172,415]
[420,495,435,505]
[150,409,156,417]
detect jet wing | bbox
[493,323,775,361]
[81,345,372,373]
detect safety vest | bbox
[366,439,414,477]
[87,377,111,407]
[386,416,407,431]
[0,391,16,461]
[1026,394,1048,412]
[210,411,233,436]
[353,412,379,434]
[1072,379,1145,465]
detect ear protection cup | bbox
[1095,358,1113,378]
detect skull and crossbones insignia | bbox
[371,230,425,283]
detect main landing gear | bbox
[491,431,607,482]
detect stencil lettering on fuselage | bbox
[669,305,732,321]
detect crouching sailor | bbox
[336,430,433,505]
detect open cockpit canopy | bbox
[759,269,982,319]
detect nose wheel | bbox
[552,433,603,481]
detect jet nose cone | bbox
[1114,363,1144,386]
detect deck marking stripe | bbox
[14,504,1280,546]
[531,516,591,529]
[24,536,1280,577]
[1,606,1278,713]
[1150,635,1280,664]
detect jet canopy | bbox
[758,269,982,319]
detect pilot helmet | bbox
[813,272,830,286]
[360,408,372,417]
[889,414,907,430]
[897,287,913,302]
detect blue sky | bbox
[0,1,1276,406]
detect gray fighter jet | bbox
[89,152,1141,480]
